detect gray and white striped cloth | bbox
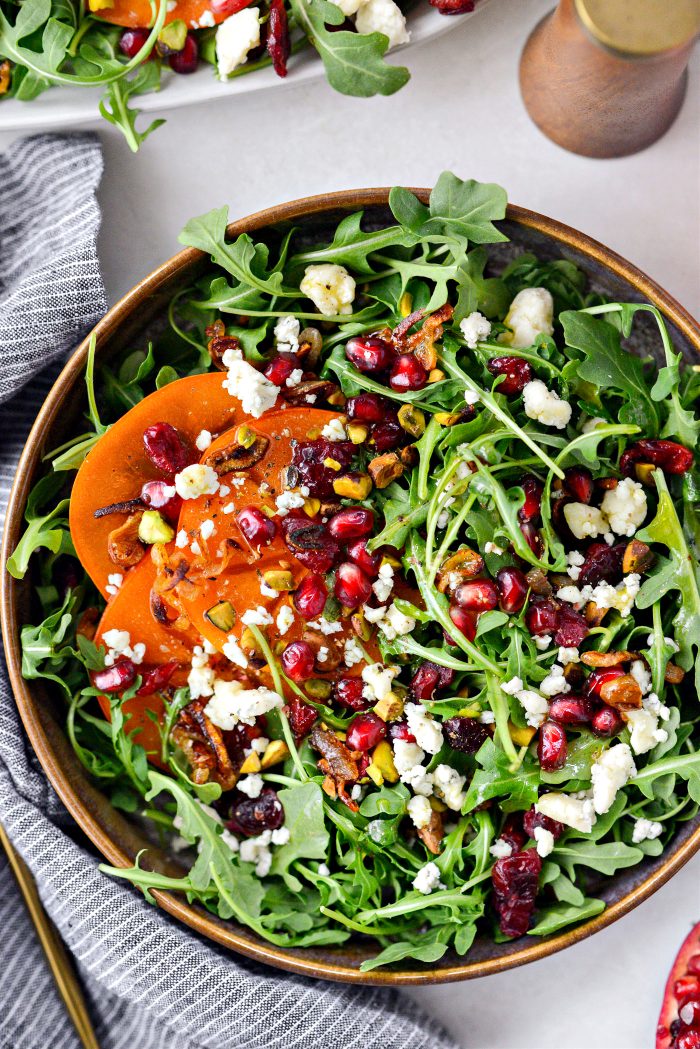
[0,135,455,1049]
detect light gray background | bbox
[1,0,699,1046]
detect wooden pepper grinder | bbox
[519,0,700,158]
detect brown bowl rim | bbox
[3,188,700,985]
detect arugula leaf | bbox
[391,174,508,246]
[270,781,329,890]
[454,247,510,323]
[554,841,643,878]
[359,937,449,972]
[528,898,605,936]
[463,739,541,811]
[99,60,164,153]
[289,212,415,276]
[288,0,409,97]
[6,473,72,579]
[631,751,700,805]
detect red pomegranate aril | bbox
[518,476,544,522]
[554,603,589,647]
[334,677,370,712]
[211,0,251,13]
[585,665,625,698]
[520,520,543,557]
[538,721,568,771]
[346,393,390,423]
[335,562,372,609]
[680,1003,700,1028]
[411,661,455,701]
[548,694,594,725]
[564,466,594,504]
[497,566,528,613]
[522,807,564,841]
[287,694,317,738]
[487,355,532,396]
[389,354,428,392]
[119,27,151,58]
[676,979,700,1008]
[621,438,694,477]
[328,507,374,540]
[264,356,296,385]
[388,719,416,743]
[346,537,382,577]
[446,605,478,644]
[491,848,542,938]
[676,1031,700,1049]
[92,659,136,693]
[346,711,387,751]
[169,33,198,73]
[141,479,182,523]
[443,715,488,754]
[293,573,327,618]
[143,422,191,476]
[345,335,394,373]
[135,660,179,696]
[525,597,559,636]
[453,578,499,612]
[690,957,700,977]
[281,640,316,683]
[237,506,276,546]
[227,786,284,836]
[591,705,624,737]
[429,0,476,12]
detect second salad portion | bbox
[12,173,700,970]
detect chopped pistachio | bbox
[508,721,536,746]
[239,752,262,774]
[374,692,404,722]
[306,678,332,700]
[260,739,290,769]
[262,569,295,591]
[371,741,399,784]
[397,403,426,438]
[236,424,257,449]
[427,368,446,384]
[347,422,369,445]
[333,473,372,499]
[323,457,342,471]
[137,510,175,545]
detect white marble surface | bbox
[2,0,699,1045]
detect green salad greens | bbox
[10,172,700,971]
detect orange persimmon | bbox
[92,0,252,30]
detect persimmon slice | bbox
[93,0,251,30]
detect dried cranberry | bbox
[518,476,544,522]
[522,806,564,841]
[389,354,428,392]
[487,356,532,396]
[491,848,542,938]
[141,479,182,524]
[410,661,455,701]
[334,562,372,609]
[564,466,594,504]
[446,605,478,644]
[143,422,191,476]
[373,419,406,454]
[585,666,625,698]
[578,542,625,588]
[553,603,589,647]
[525,597,559,636]
[345,335,394,373]
[591,705,624,737]
[388,719,416,743]
[328,507,374,540]
[443,716,487,753]
[497,566,528,613]
[346,537,382,577]
[346,711,386,751]
[538,721,568,771]
[264,356,296,385]
[92,659,136,693]
[453,578,499,612]
[291,439,354,498]
[334,677,370,712]
[500,813,527,852]
[620,439,694,477]
[293,573,327,618]
[135,660,178,696]
[428,0,475,12]
[227,786,284,836]
[281,515,340,573]
[237,506,277,546]
[119,27,151,58]
[169,33,198,73]
[281,640,316,682]
[520,520,544,557]
[287,694,317,738]
[266,0,290,77]
[346,393,391,423]
[548,694,594,725]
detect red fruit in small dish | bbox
[657,922,700,1049]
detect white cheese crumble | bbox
[405,702,443,754]
[625,707,668,755]
[412,861,443,895]
[204,680,282,729]
[558,646,580,666]
[522,379,572,429]
[407,794,432,830]
[274,315,300,354]
[630,659,652,695]
[539,664,571,697]
[501,287,554,349]
[320,417,347,442]
[361,662,397,703]
[285,369,304,388]
[222,635,248,670]
[372,562,394,603]
[459,311,492,349]
[534,826,555,858]
[536,792,596,834]
[566,549,585,580]
[187,646,216,699]
[632,818,663,844]
[105,572,123,597]
[484,541,504,555]
[174,464,220,501]
[343,636,364,667]
[175,528,189,548]
[276,605,295,636]
[590,744,636,815]
[489,837,513,860]
[275,490,306,516]
[308,618,344,636]
[582,415,606,434]
[241,606,274,627]
[222,348,279,418]
[195,429,212,451]
[376,601,415,642]
[433,764,466,811]
[299,264,355,317]
[237,774,264,799]
[215,7,261,79]
[102,630,145,667]
[355,0,410,49]
[200,519,215,541]
[600,478,647,536]
[516,689,550,728]
[563,502,610,541]
[534,634,553,651]
[393,740,425,775]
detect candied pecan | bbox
[107,511,145,568]
[204,434,269,474]
[622,539,655,575]
[418,809,444,855]
[94,497,143,519]
[404,303,454,371]
[525,568,552,597]
[302,629,342,672]
[581,650,635,668]
[284,379,339,405]
[437,547,485,593]
[267,0,290,77]
[310,725,361,808]
[76,607,99,642]
[174,698,237,790]
[664,662,685,685]
[599,673,643,710]
[206,320,240,371]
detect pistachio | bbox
[622,539,655,575]
[371,741,399,783]
[373,692,404,722]
[427,368,446,384]
[323,457,342,471]
[239,752,262,774]
[508,721,536,746]
[367,452,404,489]
[303,497,321,518]
[306,678,332,700]
[326,389,347,407]
[240,627,262,655]
[333,472,373,499]
[366,763,384,787]
[205,600,236,632]
[634,462,658,486]
[260,740,290,769]
[347,422,369,445]
[236,424,257,449]
[138,510,175,545]
[351,612,372,642]
[397,403,426,438]
[399,291,413,317]
[434,411,462,426]
[262,569,295,591]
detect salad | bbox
[0,0,476,151]
[10,173,700,972]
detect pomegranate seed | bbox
[690,957,700,976]
[264,356,295,385]
[411,661,455,701]
[676,978,700,1007]
[281,641,316,682]
[293,573,327,618]
[500,813,527,852]
[525,597,559,636]
[92,659,136,693]
[346,393,391,422]
[538,721,568,771]
[372,419,405,453]
[578,542,625,588]
[443,716,488,753]
[487,356,532,396]
[237,506,276,546]
[135,660,178,696]
[345,335,394,373]
[680,1003,700,1028]
[676,1031,700,1049]
[621,439,694,476]
[227,786,284,836]
[591,705,624,737]
[389,354,428,392]
[143,422,191,476]
[520,520,543,556]
[281,516,340,573]
[141,479,182,524]
[388,719,416,743]
[548,694,594,725]
[522,807,564,841]
[564,466,594,504]
[334,562,372,609]
[169,33,198,73]
[334,677,370,712]
[453,578,499,612]
[346,711,387,751]
[346,537,382,577]
[497,566,528,613]
[328,507,374,540]
[585,666,625,698]
[553,604,589,647]
[518,476,544,521]
[119,27,151,58]
[446,604,478,644]
[492,848,542,938]
[287,694,317,738]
